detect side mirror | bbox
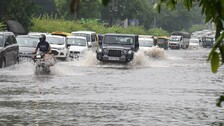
[5,41,10,47]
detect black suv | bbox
[96,33,139,63]
[0,32,19,68]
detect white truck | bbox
[169,31,190,49]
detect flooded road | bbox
[1,48,224,126]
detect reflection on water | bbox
[0,48,224,125]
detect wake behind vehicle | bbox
[46,35,69,60]
[96,33,139,63]
[0,32,19,68]
[67,36,89,59]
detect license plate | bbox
[109,57,119,61]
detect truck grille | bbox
[108,50,122,57]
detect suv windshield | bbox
[0,35,3,47]
[139,39,154,47]
[47,37,65,45]
[17,37,38,47]
[72,33,90,42]
[67,38,86,46]
[104,36,134,45]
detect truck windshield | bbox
[0,35,3,47]
[16,37,39,47]
[139,39,154,47]
[72,33,90,42]
[104,36,134,45]
[46,37,65,45]
[67,38,86,46]
[170,37,180,41]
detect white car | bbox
[46,35,69,60]
[189,38,200,49]
[139,37,154,51]
[71,31,97,49]
[67,36,89,59]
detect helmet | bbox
[39,34,46,42]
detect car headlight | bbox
[36,55,41,59]
[58,48,64,50]
[123,49,128,55]
[128,50,132,54]
[103,48,108,54]
[97,48,102,53]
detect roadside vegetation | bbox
[30,16,170,36]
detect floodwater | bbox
[0,47,224,126]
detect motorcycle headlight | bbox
[36,55,41,59]
[103,48,108,54]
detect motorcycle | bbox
[34,52,55,74]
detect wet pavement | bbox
[0,47,224,126]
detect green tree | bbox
[0,0,37,30]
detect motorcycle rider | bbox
[34,34,51,54]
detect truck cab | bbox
[169,35,183,49]
[96,33,139,63]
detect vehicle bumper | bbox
[97,53,133,63]
[52,49,67,58]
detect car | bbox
[16,35,39,58]
[71,31,97,49]
[46,35,69,60]
[96,33,139,63]
[67,36,89,59]
[0,32,19,68]
[189,38,200,49]
[139,35,155,51]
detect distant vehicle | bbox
[51,31,71,37]
[96,33,139,63]
[28,32,49,36]
[189,38,200,49]
[46,35,69,60]
[139,36,154,51]
[0,32,19,68]
[169,35,183,49]
[201,37,214,48]
[16,35,39,58]
[67,36,89,59]
[71,31,97,48]
[170,31,190,49]
[157,36,169,50]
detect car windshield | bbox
[72,33,90,42]
[170,36,180,41]
[0,35,3,47]
[16,37,38,47]
[67,38,86,46]
[158,38,165,43]
[104,36,134,45]
[46,37,65,45]
[139,39,154,47]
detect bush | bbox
[30,17,170,36]
[0,22,6,31]
[188,24,208,33]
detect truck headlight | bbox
[123,49,127,55]
[128,50,133,54]
[97,48,102,53]
[103,48,108,54]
